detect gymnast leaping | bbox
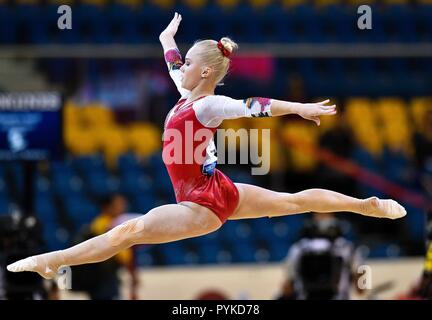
[7,13,406,279]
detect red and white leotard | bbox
[163,48,273,223]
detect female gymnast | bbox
[7,13,406,279]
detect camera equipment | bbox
[0,213,46,300]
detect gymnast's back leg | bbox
[7,202,222,279]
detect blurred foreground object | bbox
[0,213,47,299]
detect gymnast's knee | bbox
[106,217,146,247]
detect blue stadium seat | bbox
[42,222,71,251]
[15,5,49,44]
[404,205,425,242]
[51,161,84,195]
[3,163,25,195]
[147,153,175,201]
[0,6,17,43]
[230,241,256,263]
[107,3,140,44]
[406,70,430,96]
[0,194,10,216]
[135,246,156,266]
[352,147,386,199]
[416,4,432,42]
[268,241,290,261]
[131,192,157,213]
[158,242,182,265]
[250,218,277,242]
[382,147,413,187]
[73,154,106,175]
[225,4,262,43]
[62,194,99,229]
[75,4,110,44]
[190,229,220,246]
[0,174,6,195]
[366,242,403,258]
[217,220,234,242]
[234,221,254,242]
[118,153,142,174]
[86,171,119,197]
[72,155,120,197]
[35,191,58,224]
[159,242,199,265]
[382,5,416,43]
[1,2,430,44]
[276,215,305,241]
[197,4,229,40]
[44,58,74,84]
[198,243,223,264]
[118,154,154,196]
[120,173,153,195]
[307,59,344,96]
[136,4,168,43]
[287,5,321,43]
[252,3,287,42]
[319,5,353,43]
[254,246,271,263]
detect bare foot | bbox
[360,197,407,219]
[7,251,65,279]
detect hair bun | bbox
[219,37,238,55]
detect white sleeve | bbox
[193,95,273,127]
[164,48,190,98]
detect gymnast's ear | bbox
[201,66,212,79]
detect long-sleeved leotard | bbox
[163,47,273,222]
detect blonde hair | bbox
[192,37,238,85]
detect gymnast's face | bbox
[180,46,212,91]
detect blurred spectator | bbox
[395,209,432,300]
[417,196,432,299]
[277,213,364,300]
[71,193,139,300]
[394,134,432,299]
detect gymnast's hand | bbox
[160,12,182,40]
[296,99,337,126]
